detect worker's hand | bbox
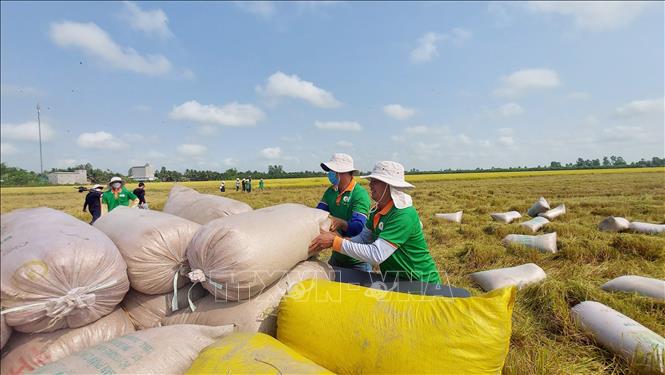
[329,217,348,233]
[308,230,338,255]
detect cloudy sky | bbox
[1,1,663,173]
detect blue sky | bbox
[1,1,663,173]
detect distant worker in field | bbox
[83,184,104,224]
[235,178,240,192]
[314,153,372,272]
[133,182,148,209]
[242,178,247,192]
[247,177,252,193]
[309,160,441,284]
[259,178,265,191]
[102,176,138,214]
[220,181,226,192]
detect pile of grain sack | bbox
[0,185,333,374]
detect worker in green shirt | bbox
[101,176,138,214]
[315,153,372,272]
[309,161,441,284]
[259,178,265,191]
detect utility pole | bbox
[37,103,43,174]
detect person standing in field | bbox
[83,184,104,224]
[102,176,138,214]
[259,178,265,191]
[309,161,441,284]
[247,177,252,193]
[220,181,226,192]
[133,182,148,209]
[314,153,372,272]
[242,178,247,192]
[235,178,240,192]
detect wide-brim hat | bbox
[321,153,357,173]
[109,176,123,184]
[361,161,414,189]
[92,184,103,190]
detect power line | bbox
[37,103,43,174]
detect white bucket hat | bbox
[91,184,103,190]
[109,176,123,185]
[320,153,357,173]
[361,161,414,209]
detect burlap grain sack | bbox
[538,204,566,221]
[434,211,463,223]
[30,324,235,375]
[0,207,129,333]
[165,261,333,337]
[598,216,630,232]
[163,185,252,225]
[527,197,550,217]
[571,301,664,373]
[93,206,201,295]
[187,204,331,300]
[1,314,10,350]
[502,232,558,253]
[0,308,134,375]
[470,263,547,292]
[520,217,550,233]
[601,275,665,301]
[490,211,522,224]
[121,283,208,330]
[629,221,665,234]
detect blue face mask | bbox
[327,171,339,185]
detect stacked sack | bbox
[162,184,252,224]
[1,207,131,373]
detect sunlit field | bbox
[1,168,664,374]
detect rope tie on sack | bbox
[185,269,226,312]
[170,264,190,312]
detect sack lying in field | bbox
[93,207,201,295]
[571,301,665,373]
[470,263,547,292]
[538,204,566,220]
[598,216,630,232]
[1,314,10,350]
[165,261,333,337]
[527,197,550,217]
[502,232,558,253]
[187,204,331,300]
[601,276,665,301]
[0,207,129,333]
[628,221,665,234]
[163,185,252,225]
[0,308,134,375]
[278,279,515,375]
[520,217,550,233]
[434,211,463,223]
[490,211,522,224]
[121,283,208,330]
[186,332,333,375]
[30,324,235,375]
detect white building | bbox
[129,163,156,181]
[47,169,87,185]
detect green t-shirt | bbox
[368,204,441,284]
[319,180,371,267]
[102,187,137,212]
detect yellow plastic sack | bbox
[186,332,333,374]
[277,279,516,375]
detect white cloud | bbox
[197,125,218,135]
[223,157,238,166]
[170,100,265,126]
[615,97,664,117]
[180,68,196,80]
[583,115,598,126]
[523,1,651,32]
[1,84,45,97]
[405,126,430,134]
[261,146,282,159]
[498,102,525,117]
[1,143,19,156]
[409,28,472,63]
[132,104,152,111]
[177,143,207,156]
[1,121,54,142]
[336,140,353,148]
[498,127,514,136]
[601,126,645,142]
[257,72,341,108]
[50,21,172,76]
[567,91,591,100]
[122,1,173,39]
[147,150,166,159]
[497,136,515,146]
[383,104,416,120]
[234,1,275,18]
[314,121,362,131]
[494,68,561,97]
[77,131,128,150]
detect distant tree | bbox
[602,156,611,167]
[550,161,562,168]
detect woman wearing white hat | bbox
[310,161,441,284]
[101,176,138,214]
[316,153,372,272]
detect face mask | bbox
[327,171,339,186]
[111,182,121,189]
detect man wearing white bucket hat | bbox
[310,161,441,284]
[82,184,104,224]
[315,153,372,272]
[101,176,138,214]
